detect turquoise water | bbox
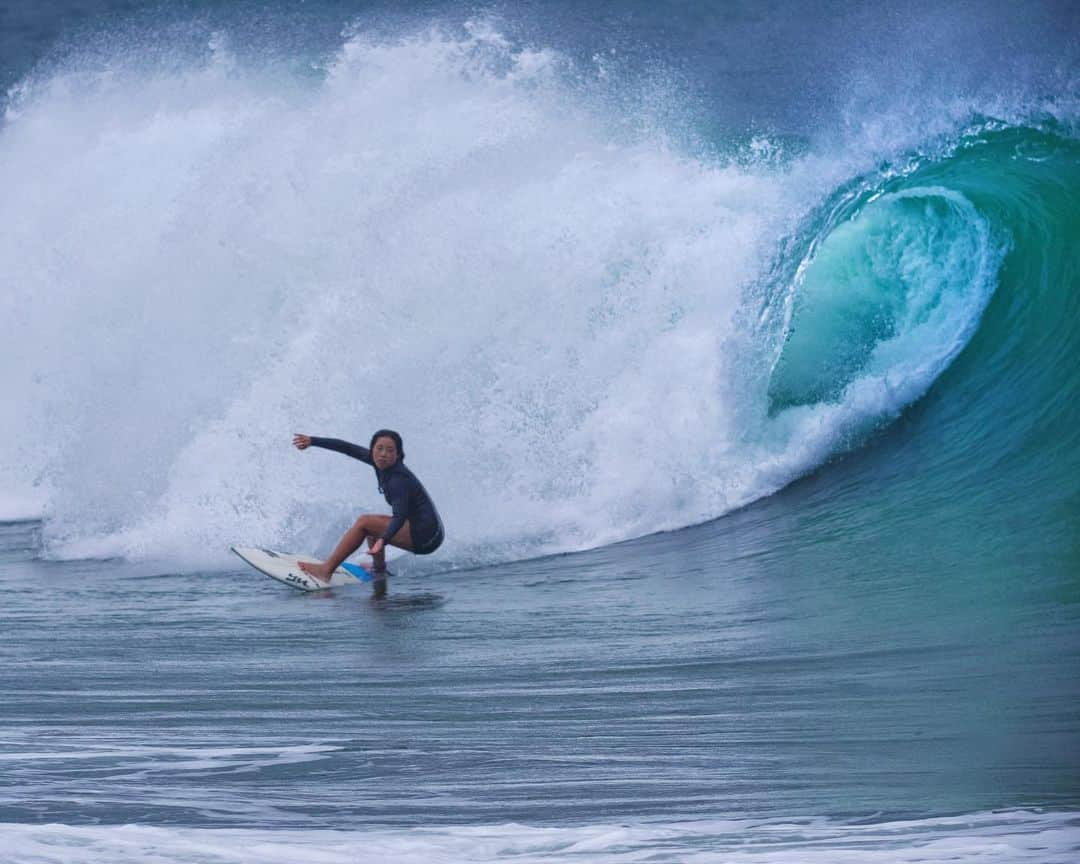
[765,123,1080,575]
[1,2,1078,861]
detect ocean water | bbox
[1,1,1079,861]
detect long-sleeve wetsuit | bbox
[308,437,444,554]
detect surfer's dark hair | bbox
[369,429,404,461]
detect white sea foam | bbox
[0,742,340,773]
[1,811,1076,864]
[0,25,1002,569]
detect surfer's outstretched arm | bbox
[292,434,373,465]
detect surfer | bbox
[292,431,444,594]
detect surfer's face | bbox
[372,436,399,469]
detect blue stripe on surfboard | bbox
[340,562,374,582]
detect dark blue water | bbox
[1,2,1078,861]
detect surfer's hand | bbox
[293,434,312,450]
[367,538,385,557]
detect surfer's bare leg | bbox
[299,515,412,583]
[367,520,413,575]
[366,535,385,573]
[362,522,412,600]
[371,568,388,601]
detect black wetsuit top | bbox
[309,437,444,552]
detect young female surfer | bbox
[292,430,444,591]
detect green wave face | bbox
[768,186,996,410]
[756,122,1080,590]
[767,124,1080,440]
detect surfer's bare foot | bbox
[298,560,332,583]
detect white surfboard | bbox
[230,546,374,592]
